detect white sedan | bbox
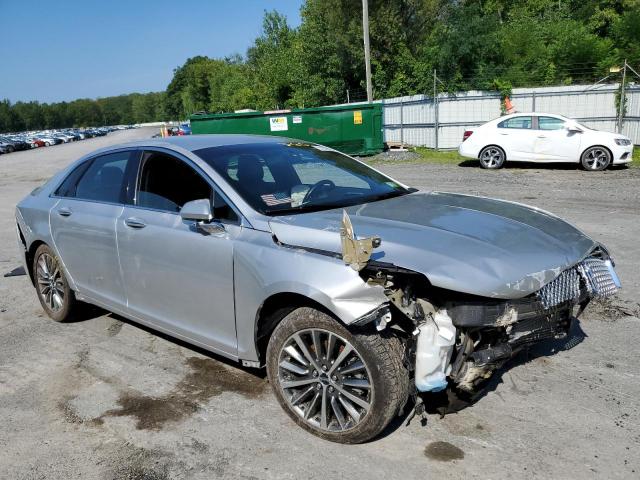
[458,113,634,170]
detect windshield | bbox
[194,142,411,215]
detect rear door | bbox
[532,116,582,162]
[50,149,135,310]
[116,149,240,356]
[495,116,536,160]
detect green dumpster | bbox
[189,103,383,156]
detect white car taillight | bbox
[462,130,473,142]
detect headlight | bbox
[615,138,631,146]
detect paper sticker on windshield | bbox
[261,192,292,206]
[269,116,288,131]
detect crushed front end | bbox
[445,250,620,394]
[358,247,621,398]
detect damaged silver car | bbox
[15,135,621,443]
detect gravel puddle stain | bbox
[97,356,268,430]
[424,441,465,461]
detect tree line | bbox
[2,0,638,133]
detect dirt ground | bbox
[1,130,638,479]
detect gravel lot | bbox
[1,130,639,479]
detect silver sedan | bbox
[15,135,621,443]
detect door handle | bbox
[57,207,72,217]
[499,132,509,135]
[537,135,547,138]
[125,217,146,229]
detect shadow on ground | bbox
[457,159,630,171]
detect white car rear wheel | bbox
[479,146,505,169]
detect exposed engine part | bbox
[352,304,391,327]
[414,310,456,392]
[470,343,512,365]
[340,210,381,271]
[455,361,498,393]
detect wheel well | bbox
[254,292,332,364]
[581,145,613,161]
[25,240,46,286]
[479,144,506,160]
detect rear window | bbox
[498,116,532,129]
[57,151,132,203]
[56,151,132,203]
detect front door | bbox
[532,116,582,162]
[116,149,239,356]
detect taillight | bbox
[462,130,473,142]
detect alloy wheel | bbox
[480,147,504,168]
[584,148,609,170]
[277,328,373,432]
[36,253,65,312]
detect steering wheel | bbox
[302,179,336,205]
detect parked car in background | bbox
[26,137,46,148]
[16,135,621,443]
[0,136,30,151]
[459,113,634,170]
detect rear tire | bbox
[266,307,409,443]
[581,146,611,171]
[33,244,78,322]
[478,146,506,169]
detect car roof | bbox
[502,112,569,119]
[104,134,298,153]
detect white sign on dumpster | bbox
[269,116,288,131]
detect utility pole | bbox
[617,59,627,133]
[434,69,439,150]
[362,0,373,103]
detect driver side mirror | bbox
[180,199,226,235]
[180,199,213,222]
[566,124,583,133]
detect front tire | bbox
[478,146,506,169]
[33,244,77,322]
[581,146,611,171]
[266,307,409,443]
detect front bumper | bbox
[446,253,620,392]
[612,144,634,164]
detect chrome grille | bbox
[537,268,580,309]
[537,257,619,309]
[578,257,620,298]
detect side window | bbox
[73,151,132,203]
[498,116,532,129]
[55,162,91,198]
[538,116,565,131]
[136,151,212,213]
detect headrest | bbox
[236,154,264,182]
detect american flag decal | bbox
[261,192,292,206]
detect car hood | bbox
[268,192,597,299]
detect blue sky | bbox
[0,1,303,103]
